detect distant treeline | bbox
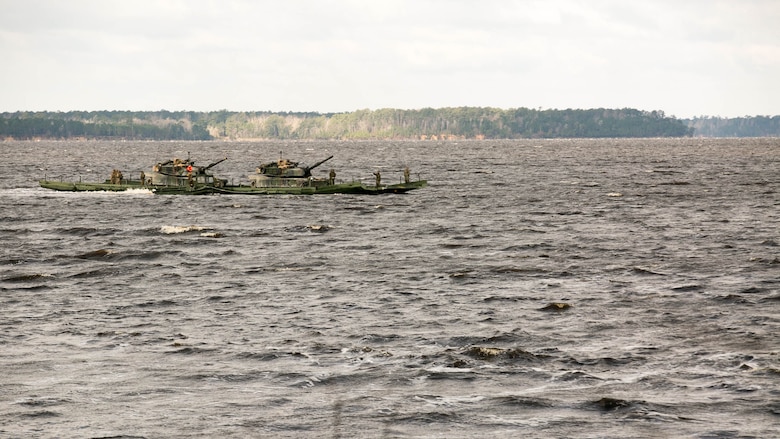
[685,115,780,137]
[0,110,213,141]
[2,108,776,140]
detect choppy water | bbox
[1,138,779,438]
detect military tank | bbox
[151,156,228,188]
[248,155,334,188]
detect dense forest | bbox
[2,107,775,140]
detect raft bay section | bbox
[39,155,427,195]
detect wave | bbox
[3,273,54,282]
[160,225,210,234]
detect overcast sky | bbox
[1,0,778,118]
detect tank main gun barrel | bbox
[307,155,334,172]
[204,157,228,170]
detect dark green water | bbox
[1,138,778,438]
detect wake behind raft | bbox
[39,155,427,195]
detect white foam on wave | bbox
[160,225,209,234]
[122,188,155,195]
[33,187,155,197]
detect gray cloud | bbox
[1,0,778,117]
